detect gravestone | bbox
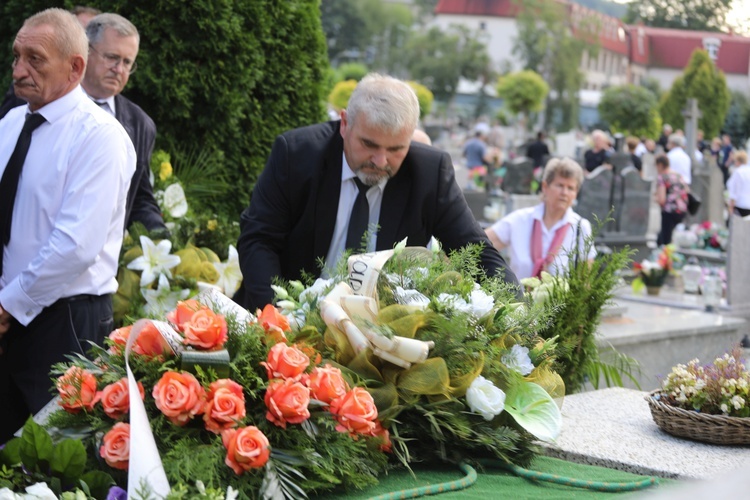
[501,156,534,194]
[641,153,657,181]
[691,156,724,225]
[726,215,750,315]
[618,166,651,238]
[555,130,577,158]
[575,165,616,232]
[462,190,490,225]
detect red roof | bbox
[435,0,520,17]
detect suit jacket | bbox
[114,94,166,232]
[237,121,519,310]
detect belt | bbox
[59,294,104,303]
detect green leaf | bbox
[0,437,22,466]
[504,380,562,442]
[19,417,54,470]
[51,439,87,481]
[631,276,645,293]
[80,470,116,500]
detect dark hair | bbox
[655,154,669,168]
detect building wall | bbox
[432,14,520,72]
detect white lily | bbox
[142,273,190,316]
[127,235,181,286]
[162,183,188,218]
[428,236,442,253]
[212,245,242,296]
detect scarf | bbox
[530,218,570,278]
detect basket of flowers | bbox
[645,347,750,446]
[631,246,674,295]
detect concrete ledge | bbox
[541,388,750,480]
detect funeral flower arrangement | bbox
[1,242,564,499]
[631,245,675,290]
[672,221,728,252]
[657,347,750,417]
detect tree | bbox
[722,90,750,147]
[328,80,358,112]
[513,0,599,130]
[407,81,434,120]
[496,70,549,131]
[660,50,731,139]
[598,85,661,139]
[403,25,492,104]
[1,0,329,216]
[334,63,369,83]
[624,0,732,32]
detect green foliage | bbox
[403,25,493,103]
[659,49,731,138]
[0,0,329,217]
[722,90,750,147]
[496,70,549,120]
[334,62,369,83]
[598,84,661,138]
[513,0,599,130]
[407,81,434,119]
[328,80,358,112]
[624,0,732,31]
[639,76,663,103]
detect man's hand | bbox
[0,303,11,336]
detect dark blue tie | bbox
[0,113,46,274]
[345,178,370,251]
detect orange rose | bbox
[132,321,172,358]
[308,364,349,404]
[329,387,378,435]
[264,378,310,429]
[222,426,270,474]
[152,371,206,426]
[369,421,392,453]
[256,304,290,343]
[108,325,131,354]
[183,309,228,350]
[261,343,310,381]
[56,366,98,413]
[204,379,246,434]
[100,422,130,470]
[167,299,207,332]
[99,378,145,419]
[295,342,322,365]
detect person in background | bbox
[526,131,550,169]
[463,122,493,188]
[583,130,611,172]
[485,158,595,280]
[727,150,750,217]
[655,155,688,246]
[626,136,643,172]
[666,134,692,185]
[236,73,519,310]
[696,129,709,153]
[411,128,432,146]
[0,8,135,443]
[657,123,673,152]
[719,133,734,185]
[82,14,166,233]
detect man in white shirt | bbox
[0,8,135,443]
[666,134,692,185]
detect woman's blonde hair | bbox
[542,157,584,190]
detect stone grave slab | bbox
[501,156,534,194]
[575,165,616,232]
[727,214,750,312]
[618,166,651,238]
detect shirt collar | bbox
[33,85,87,124]
[534,203,574,231]
[82,88,116,115]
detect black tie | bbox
[0,113,47,274]
[345,178,370,251]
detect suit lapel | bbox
[114,95,135,138]
[377,159,411,250]
[313,128,344,259]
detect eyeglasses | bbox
[89,44,137,74]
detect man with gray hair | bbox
[83,13,166,233]
[237,73,519,310]
[0,8,135,442]
[667,134,692,185]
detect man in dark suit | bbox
[81,13,166,233]
[237,74,519,310]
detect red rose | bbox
[99,378,145,419]
[308,364,349,404]
[329,387,378,435]
[100,422,130,470]
[56,366,98,413]
[204,379,246,434]
[264,378,310,429]
[152,371,206,426]
[222,426,270,474]
[261,342,310,381]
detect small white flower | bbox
[720,403,729,414]
[299,278,333,303]
[162,183,188,218]
[503,345,535,376]
[24,483,57,500]
[0,487,20,500]
[127,235,181,287]
[731,395,744,410]
[270,285,289,300]
[393,237,409,254]
[142,273,190,317]
[212,245,242,296]
[428,236,442,253]
[196,480,206,495]
[276,300,296,311]
[468,286,495,318]
[226,486,239,500]
[289,280,305,294]
[466,376,506,421]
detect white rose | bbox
[162,183,188,218]
[466,376,506,421]
[503,344,535,376]
[24,483,57,500]
[468,286,494,318]
[0,488,20,500]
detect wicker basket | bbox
[645,391,750,446]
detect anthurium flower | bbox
[142,273,190,316]
[212,245,242,296]
[127,236,181,287]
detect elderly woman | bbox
[486,158,595,280]
[727,150,750,217]
[655,154,688,245]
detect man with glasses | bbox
[82,13,166,233]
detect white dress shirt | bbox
[0,85,136,325]
[667,147,692,185]
[324,153,387,273]
[728,165,750,210]
[488,203,596,280]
